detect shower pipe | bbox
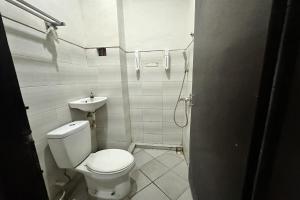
[173,50,193,128]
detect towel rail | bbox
[4,0,65,27]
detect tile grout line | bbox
[152,181,172,200]
[132,148,188,200]
[139,150,186,182]
[139,170,172,200]
[175,187,190,200]
[129,170,152,199]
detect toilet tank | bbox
[47,121,91,168]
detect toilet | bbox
[47,121,135,200]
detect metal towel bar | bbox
[4,0,65,27]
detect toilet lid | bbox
[86,149,134,174]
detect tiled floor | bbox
[126,148,193,200]
[70,148,193,200]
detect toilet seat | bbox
[86,149,134,175]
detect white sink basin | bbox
[69,97,107,112]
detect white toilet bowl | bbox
[76,149,135,199]
[47,121,135,200]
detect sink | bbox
[69,97,107,112]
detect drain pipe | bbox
[87,112,96,129]
[87,111,98,152]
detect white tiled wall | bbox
[123,0,195,51]
[127,51,193,145]
[86,48,131,150]
[3,18,96,199]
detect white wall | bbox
[0,0,91,199]
[0,0,86,46]
[3,20,95,199]
[79,0,195,50]
[82,0,132,150]
[127,50,192,145]
[123,0,194,51]
[123,0,195,145]
[85,48,132,149]
[80,0,120,47]
[77,0,195,147]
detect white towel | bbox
[135,50,141,72]
[46,26,59,43]
[164,49,170,71]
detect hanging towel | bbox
[164,49,170,71]
[46,26,59,43]
[135,50,141,72]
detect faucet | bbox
[90,91,94,99]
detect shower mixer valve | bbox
[180,94,194,106]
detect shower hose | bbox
[173,69,189,128]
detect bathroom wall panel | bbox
[127,51,191,145]
[142,109,163,122]
[96,81,124,97]
[143,133,163,144]
[86,48,131,150]
[28,110,59,142]
[12,56,59,87]
[163,134,183,145]
[2,4,94,197]
[0,0,86,46]
[164,109,185,123]
[131,122,144,142]
[123,0,195,51]
[79,0,120,47]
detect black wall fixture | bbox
[0,13,48,200]
[97,47,107,56]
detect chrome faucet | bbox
[90,91,94,99]
[179,93,193,106]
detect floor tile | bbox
[140,159,169,181]
[133,147,142,154]
[177,188,193,200]
[130,170,151,196]
[134,150,154,168]
[171,161,188,180]
[144,149,168,158]
[69,180,89,200]
[131,184,169,200]
[154,171,189,200]
[156,151,183,168]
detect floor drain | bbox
[176,147,183,153]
